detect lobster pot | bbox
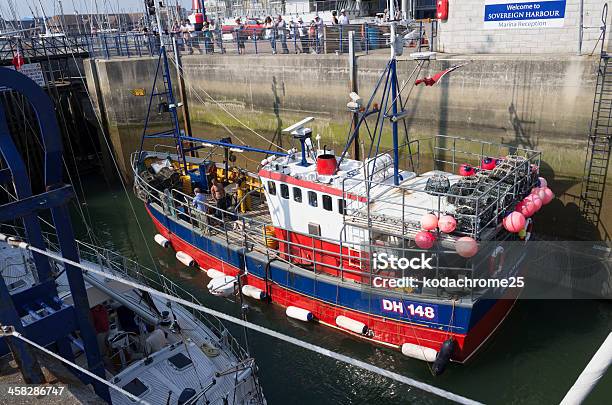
[181,175,193,195]
[336,315,368,334]
[263,226,279,250]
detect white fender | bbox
[336,315,368,334]
[401,343,438,362]
[175,251,195,267]
[286,306,313,322]
[206,268,226,279]
[241,285,266,300]
[207,276,236,297]
[154,234,170,248]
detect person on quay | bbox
[264,16,276,54]
[339,9,349,25]
[277,15,289,54]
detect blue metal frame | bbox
[0,67,110,402]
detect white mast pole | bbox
[560,332,612,405]
[389,0,396,59]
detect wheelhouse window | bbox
[280,184,289,199]
[322,195,332,211]
[308,191,318,207]
[267,181,276,195]
[293,187,302,203]
[338,198,346,214]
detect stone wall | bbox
[85,52,600,181]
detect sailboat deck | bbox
[0,241,262,405]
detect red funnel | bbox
[317,154,337,176]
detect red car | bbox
[222,18,265,38]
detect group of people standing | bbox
[179,19,224,55]
[172,11,352,56]
[233,10,350,55]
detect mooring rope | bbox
[3,236,482,405]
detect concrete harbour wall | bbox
[85,52,600,182]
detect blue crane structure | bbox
[0,67,110,401]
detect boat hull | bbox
[147,203,519,363]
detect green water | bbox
[69,173,612,405]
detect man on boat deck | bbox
[210,178,228,219]
[192,188,207,211]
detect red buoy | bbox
[481,157,496,170]
[459,164,475,176]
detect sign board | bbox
[484,0,567,29]
[0,63,47,91]
[131,88,146,96]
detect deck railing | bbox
[4,228,253,363]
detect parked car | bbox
[222,18,265,39]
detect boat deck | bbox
[0,241,263,405]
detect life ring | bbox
[488,246,505,276]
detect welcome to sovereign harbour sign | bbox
[484,0,567,29]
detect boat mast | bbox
[37,0,52,36]
[389,0,401,186]
[153,0,189,172]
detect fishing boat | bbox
[133,1,551,374]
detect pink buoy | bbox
[536,188,546,201]
[455,237,478,258]
[503,212,526,233]
[415,231,436,249]
[438,215,457,233]
[538,177,548,188]
[542,187,554,205]
[527,194,543,211]
[420,213,439,231]
[517,198,536,217]
[531,187,540,195]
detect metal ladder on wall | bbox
[580,42,612,236]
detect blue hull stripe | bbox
[148,204,502,334]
